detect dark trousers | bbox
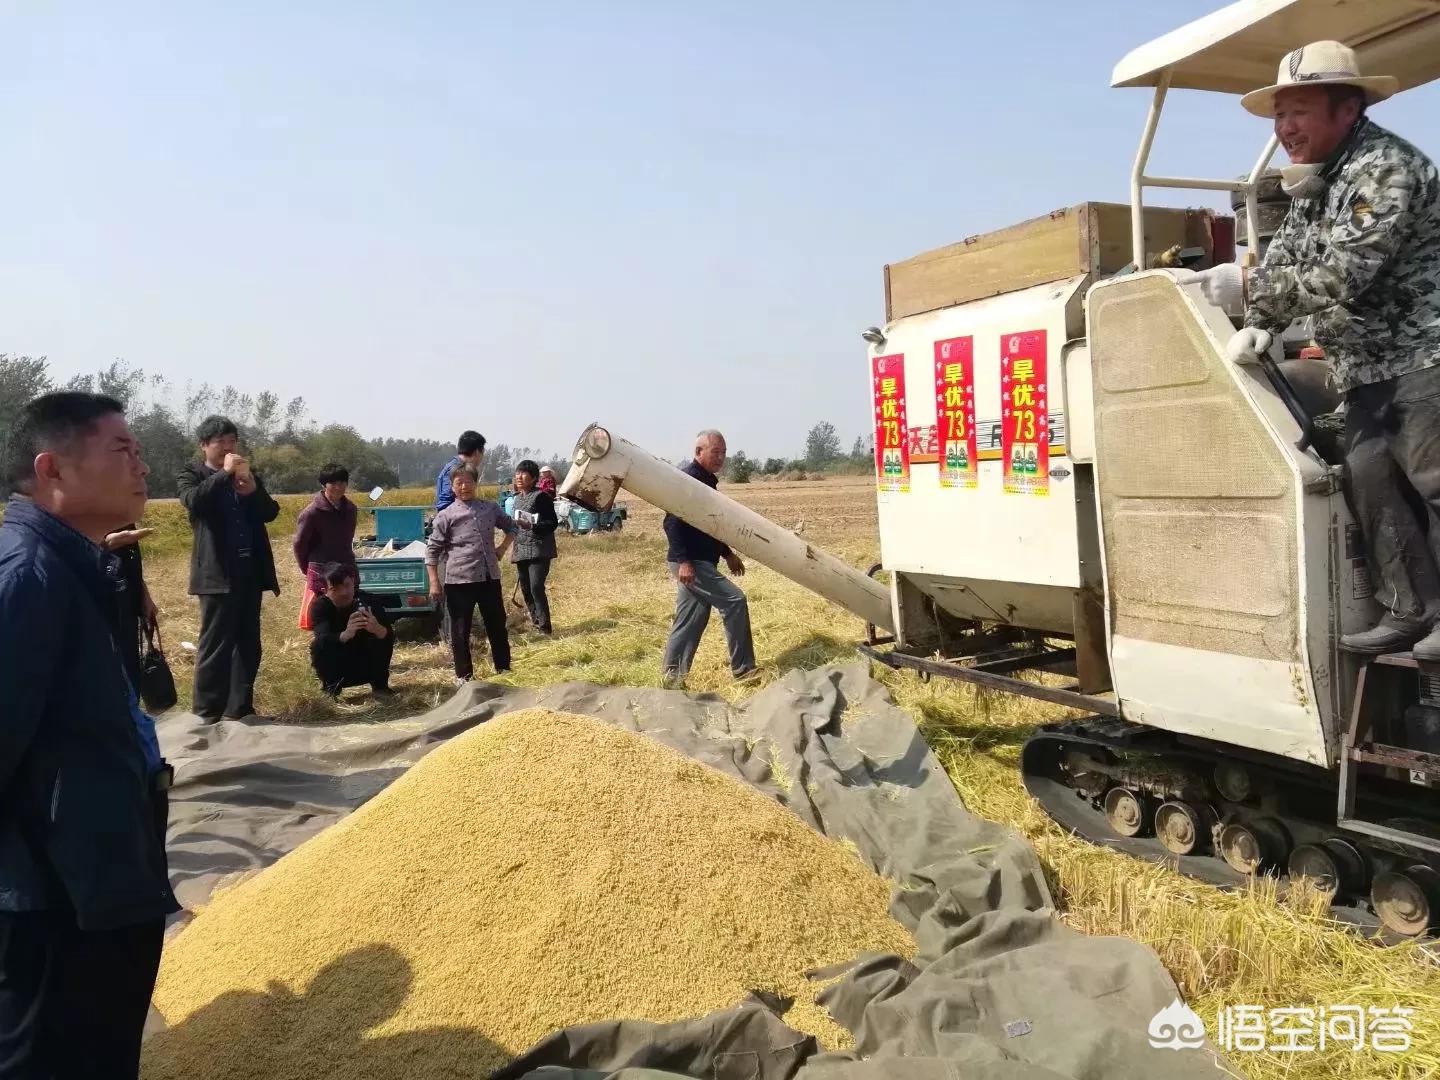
[516,558,553,633]
[0,791,167,1080]
[310,631,395,693]
[445,580,510,677]
[0,912,164,1080]
[1345,365,1440,626]
[194,563,264,720]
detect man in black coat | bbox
[309,564,395,697]
[176,415,281,722]
[0,392,179,1079]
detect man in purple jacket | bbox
[293,463,358,599]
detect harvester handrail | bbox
[1128,68,1280,266]
[1117,0,1440,267]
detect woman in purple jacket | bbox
[292,463,358,628]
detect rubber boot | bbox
[1340,615,1429,655]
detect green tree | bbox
[249,391,281,447]
[130,405,193,500]
[725,450,755,484]
[481,443,513,485]
[305,425,400,491]
[250,443,313,493]
[373,437,454,486]
[0,356,55,487]
[804,421,841,472]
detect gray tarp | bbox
[155,663,1226,1078]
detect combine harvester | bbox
[560,0,1440,937]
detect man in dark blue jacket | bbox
[0,392,179,1079]
[433,429,487,513]
[660,429,757,686]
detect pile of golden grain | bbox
[143,709,914,1079]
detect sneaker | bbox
[662,671,685,690]
[1340,616,1428,655]
[370,685,396,698]
[1413,625,1440,663]
[733,668,763,685]
[453,675,472,688]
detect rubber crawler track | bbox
[1020,717,1440,938]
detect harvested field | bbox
[131,476,1439,1078]
[142,708,915,1078]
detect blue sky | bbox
[5,2,1439,460]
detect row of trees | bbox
[0,356,576,499]
[1,354,875,499]
[723,421,873,483]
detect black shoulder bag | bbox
[138,619,178,712]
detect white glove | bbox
[1225,327,1273,366]
[1196,263,1246,316]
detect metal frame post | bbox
[1130,68,1281,266]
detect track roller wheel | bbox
[1287,839,1368,898]
[1219,817,1290,875]
[1103,787,1151,838]
[1372,865,1440,937]
[1213,761,1252,803]
[1154,801,1206,856]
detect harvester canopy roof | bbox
[1112,0,1440,96]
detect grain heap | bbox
[142,709,915,1079]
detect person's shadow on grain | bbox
[141,943,512,1078]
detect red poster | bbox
[933,336,978,489]
[871,354,910,492]
[1001,330,1049,495]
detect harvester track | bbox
[1021,718,1440,938]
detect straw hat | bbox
[1241,41,1398,117]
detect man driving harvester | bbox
[1211,41,1440,659]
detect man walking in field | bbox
[661,429,757,686]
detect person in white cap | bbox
[1222,40,1440,657]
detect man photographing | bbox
[177,416,281,721]
[0,392,178,1078]
[1216,42,1440,658]
[309,565,395,698]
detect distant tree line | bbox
[0,355,572,499]
[721,421,873,484]
[2,355,873,499]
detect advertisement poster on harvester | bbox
[933,335,978,489]
[871,354,910,493]
[1000,330,1048,495]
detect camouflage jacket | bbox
[1246,119,1440,392]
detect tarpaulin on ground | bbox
[155,663,1224,1078]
